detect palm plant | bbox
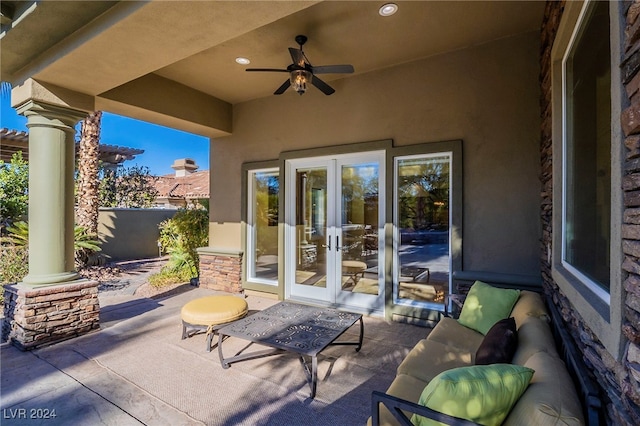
[76,111,102,235]
[6,221,102,267]
[74,225,103,267]
[5,220,28,246]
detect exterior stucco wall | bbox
[97,208,176,261]
[210,31,542,277]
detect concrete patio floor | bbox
[1,279,429,425]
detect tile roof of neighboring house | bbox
[155,170,210,199]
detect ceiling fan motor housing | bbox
[295,35,308,47]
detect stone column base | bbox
[2,280,100,350]
[197,247,243,294]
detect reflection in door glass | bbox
[396,155,450,304]
[341,163,379,296]
[296,168,327,288]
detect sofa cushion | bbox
[426,317,484,351]
[511,316,559,366]
[458,281,520,335]
[367,373,430,426]
[397,339,474,383]
[504,351,584,426]
[475,317,518,365]
[412,364,534,426]
[510,290,549,327]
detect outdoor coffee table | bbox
[217,301,364,398]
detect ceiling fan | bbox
[246,35,354,96]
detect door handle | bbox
[336,235,341,251]
[321,239,332,251]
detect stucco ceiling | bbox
[1,0,544,133]
[0,0,544,137]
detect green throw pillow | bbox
[411,364,534,426]
[458,281,520,335]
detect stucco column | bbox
[16,100,87,286]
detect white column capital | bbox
[16,99,88,130]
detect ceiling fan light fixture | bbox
[290,69,313,95]
[379,3,398,16]
[235,57,250,65]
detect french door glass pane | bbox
[295,167,327,288]
[248,170,279,283]
[340,163,379,296]
[396,155,450,304]
[563,0,610,291]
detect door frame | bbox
[279,140,393,313]
[283,150,386,314]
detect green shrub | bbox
[157,205,208,278]
[0,152,28,229]
[0,243,29,303]
[148,268,192,288]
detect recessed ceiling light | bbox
[235,57,251,65]
[379,3,398,17]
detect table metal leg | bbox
[311,355,318,398]
[218,333,229,369]
[356,317,364,352]
[298,355,319,399]
[219,334,285,370]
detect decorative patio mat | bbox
[16,290,430,425]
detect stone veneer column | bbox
[2,100,100,349]
[197,247,243,294]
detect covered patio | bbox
[2,1,639,424]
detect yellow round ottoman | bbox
[181,295,248,352]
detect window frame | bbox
[550,0,624,358]
[560,0,612,304]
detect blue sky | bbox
[1,95,209,176]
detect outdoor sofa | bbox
[370,281,603,426]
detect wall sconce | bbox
[290,69,313,95]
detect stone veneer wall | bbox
[197,248,243,294]
[540,1,640,424]
[2,280,100,350]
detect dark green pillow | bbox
[458,281,520,335]
[411,364,534,426]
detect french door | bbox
[285,151,385,314]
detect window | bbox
[552,0,623,356]
[562,0,611,300]
[394,153,452,308]
[247,168,279,285]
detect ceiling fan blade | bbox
[289,47,305,67]
[311,76,335,95]
[274,79,290,95]
[246,68,289,72]
[312,65,354,74]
